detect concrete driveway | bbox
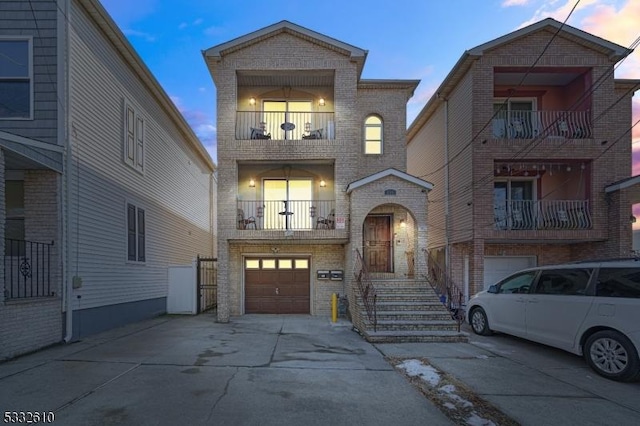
[376,324,640,425]
[0,314,450,426]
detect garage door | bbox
[483,256,536,290]
[245,258,310,314]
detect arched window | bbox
[365,115,383,154]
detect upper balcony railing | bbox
[492,110,592,139]
[236,111,335,140]
[494,199,592,231]
[237,200,336,231]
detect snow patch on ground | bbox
[475,355,489,359]
[397,359,441,386]
[466,412,496,426]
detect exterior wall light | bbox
[249,97,256,106]
[320,179,326,188]
[400,219,406,228]
[318,97,325,106]
[249,178,255,188]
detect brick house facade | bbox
[407,18,640,299]
[204,21,432,328]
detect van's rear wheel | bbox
[584,330,640,382]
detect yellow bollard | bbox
[331,293,338,323]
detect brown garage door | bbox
[245,257,310,314]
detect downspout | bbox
[62,0,73,343]
[442,95,451,281]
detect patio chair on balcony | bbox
[302,128,323,139]
[316,209,335,229]
[250,127,271,140]
[237,209,257,229]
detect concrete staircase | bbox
[355,279,468,343]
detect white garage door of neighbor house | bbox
[483,256,537,290]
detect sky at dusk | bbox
[99,0,639,166]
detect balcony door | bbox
[263,179,313,230]
[263,101,312,139]
[493,99,536,138]
[494,180,535,230]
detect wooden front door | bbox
[363,215,392,272]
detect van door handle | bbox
[275,287,279,295]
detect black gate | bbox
[197,256,217,314]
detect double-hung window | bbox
[124,101,145,172]
[127,203,146,262]
[0,38,32,119]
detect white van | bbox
[467,259,640,382]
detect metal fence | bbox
[492,110,592,139]
[4,239,54,299]
[237,200,335,230]
[197,256,217,314]
[494,199,591,230]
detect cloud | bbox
[204,26,226,37]
[170,96,217,160]
[517,0,600,28]
[178,18,204,31]
[193,18,203,26]
[502,0,532,7]
[123,29,156,42]
[178,22,188,30]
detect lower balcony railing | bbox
[494,199,591,230]
[4,239,54,300]
[493,110,592,139]
[237,200,336,230]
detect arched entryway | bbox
[362,204,417,279]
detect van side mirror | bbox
[488,285,498,294]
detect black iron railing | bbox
[237,200,336,230]
[353,248,377,332]
[425,250,465,331]
[197,256,217,313]
[236,111,335,140]
[4,239,54,300]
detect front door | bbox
[363,215,392,273]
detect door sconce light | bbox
[249,97,256,106]
[249,178,255,188]
[400,219,406,228]
[320,179,326,188]
[318,97,325,106]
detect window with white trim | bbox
[0,38,32,119]
[364,115,383,154]
[124,101,145,172]
[127,203,146,262]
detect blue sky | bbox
[100,0,640,165]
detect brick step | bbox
[362,301,447,311]
[373,286,433,293]
[373,320,460,332]
[363,330,469,344]
[373,311,454,321]
[367,295,442,303]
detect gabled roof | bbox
[203,20,368,78]
[407,18,633,141]
[346,168,433,194]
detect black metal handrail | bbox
[353,248,377,332]
[4,239,54,300]
[424,249,465,331]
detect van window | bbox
[497,271,536,294]
[595,268,640,298]
[533,269,592,295]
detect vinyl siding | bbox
[446,70,474,243]
[0,0,58,144]
[407,106,446,248]
[67,2,213,310]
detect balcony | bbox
[492,110,592,139]
[236,111,335,140]
[237,200,335,231]
[494,200,592,231]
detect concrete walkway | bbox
[0,314,451,426]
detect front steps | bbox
[355,280,468,343]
